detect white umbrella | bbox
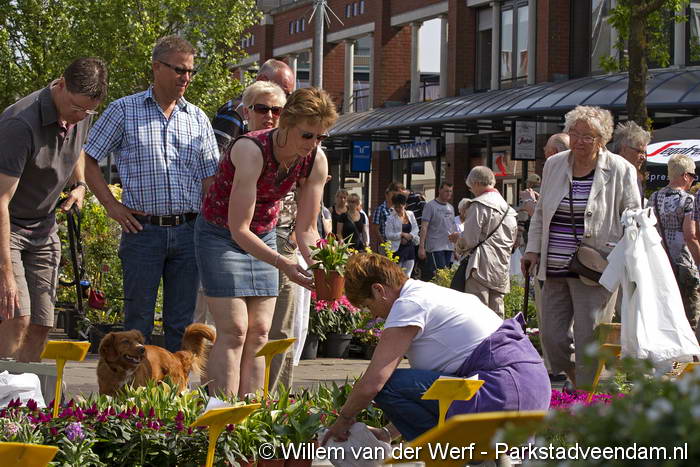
[646,139,700,165]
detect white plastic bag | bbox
[319,422,391,467]
[0,371,46,408]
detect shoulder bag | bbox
[566,183,608,285]
[450,205,509,291]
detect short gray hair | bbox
[564,105,615,145]
[545,133,570,153]
[610,121,651,153]
[242,81,286,107]
[152,35,196,62]
[457,198,470,215]
[667,154,695,179]
[466,166,496,188]
[258,59,292,78]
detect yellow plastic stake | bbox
[680,362,700,378]
[40,341,90,417]
[385,411,546,467]
[421,378,484,426]
[191,403,261,467]
[0,442,59,467]
[255,338,296,398]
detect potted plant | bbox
[308,234,351,300]
[86,308,124,353]
[353,313,384,360]
[315,296,362,358]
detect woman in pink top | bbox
[195,87,338,396]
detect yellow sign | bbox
[421,378,484,426]
[40,341,90,417]
[191,403,261,467]
[255,338,296,398]
[386,411,546,467]
[0,442,59,467]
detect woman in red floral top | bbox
[195,87,337,396]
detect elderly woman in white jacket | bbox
[454,167,517,318]
[385,193,419,276]
[521,105,641,390]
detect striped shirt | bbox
[211,98,246,156]
[546,171,594,277]
[84,88,219,216]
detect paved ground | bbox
[60,353,403,398]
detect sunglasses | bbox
[248,104,283,116]
[158,60,198,77]
[300,131,329,141]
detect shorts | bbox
[9,231,61,327]
[194,216,278,297]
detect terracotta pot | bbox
[312,269,344,301]
[285,459,312,467]
[258,459,285,467]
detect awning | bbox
[650,116,700,143]
[328,68,700,143]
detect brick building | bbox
[234,0,700,213]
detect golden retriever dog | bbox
[97,323,215,395]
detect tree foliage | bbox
[602,0,689,128]
[0,0,261,115]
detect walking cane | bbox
[522,268,530,317]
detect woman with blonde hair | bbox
[337,193,367,250]
[650,154,700,335]
[322,253,549,444]
[195,87,337,396]
[385,192,419,275]
[521,105,641,389]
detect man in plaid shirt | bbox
[370,181,405,250]
[83,36,219,352]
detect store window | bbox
[690,2,700,64]
[476,7,492,91]
[591,0,613,74]
[499,1,528,86]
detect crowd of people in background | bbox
[4,32,700,413]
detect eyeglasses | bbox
[248,104,283,116]
[300,130,329,141]
[70,104,98,116]
[66,94,98,115]
[568,131,596,144]
[158,60,198,77]
[685,172,698,180]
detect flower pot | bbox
[324,333,352,358]
[258,459,286,467]
[363,343,377,360]
[301,334,319,360]
[88,323,123,353]
[312,270,344,301]
[285,459,312,467]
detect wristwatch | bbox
[72,181,89,191]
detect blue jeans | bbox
[421,250,453,282]
[373,368,443,440]
[119,219,198,352]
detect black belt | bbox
[134,213,197,227]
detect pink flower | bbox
[316,238,328,248]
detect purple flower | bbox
[148,407,155,418]
[2,421,20,437]
[135,421,143,430]
[175,411,184,422]
[138,409,145,418]
[175,421,184,432]
[8,398,21,408]
[65,422,85,441]
[226,424,234,432]
[50,427,58,436]
[108,407,116,416]
[26,399,38,411]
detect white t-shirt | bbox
[384,279,503,374]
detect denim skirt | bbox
[194,216,278,297]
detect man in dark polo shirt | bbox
[211,58,295,155]
[0,58,108,361]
